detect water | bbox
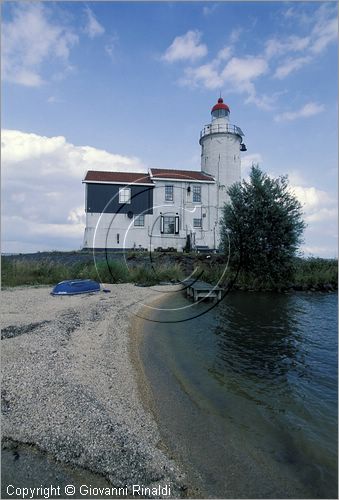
[1,443,117,499]
[140,291,338,498]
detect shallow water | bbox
[1,443,117,499]
[140,290,338,498]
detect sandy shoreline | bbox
[1,284,186,498]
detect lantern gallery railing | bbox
[200,123,244,139]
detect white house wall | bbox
[83,180,220,251]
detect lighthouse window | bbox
[193,185,201,203]
[134,215,145,227]
[165,185,174,202]
[212,108,226,119]
[119,187,131,204]
[163,216,175,234]
[193,218,202,228]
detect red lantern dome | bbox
[211,97,230,114]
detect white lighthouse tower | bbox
[199,97,246,246]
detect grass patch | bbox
[190,257,338,290]
[90,260,130,283]
[293,257,338,287]
[1,258,185,288]
[2,255,337,291]
[1,259,74,287]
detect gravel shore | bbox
[1,285,187,498]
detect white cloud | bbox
[287,183,337,256]
[305,208,337,223]
[163,3,337,112]
[245,93,277,111]
[2,3,78,87]
[275,102,325,122]
[2,130,145,174]
[83,6,105,38]
[104,33,119,61]
[265,36,310,59]
[2,130,67,163]
[2,129,147,252]
[181,55,270,108]
[161,30,208,63]
[274,56,312,79]
[290,185,337,256]
[222,57,271,110]
[286,170,308,187]
[267,4,337,79]
[68,206,86,225]
[202,4,219,16]
[291,186,334,211]
[217,46,232,61]
[229,28,243,44]
[180,62,223,89]
[310,12,337,54]
[47,95,64,104]
[222,56,268,83]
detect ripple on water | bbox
[141,291,338,498]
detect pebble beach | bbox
[1,285,187,498]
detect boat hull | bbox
[51,279,101,296]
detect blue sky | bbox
[2,1,338,256]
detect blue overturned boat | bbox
[51,279,101,296]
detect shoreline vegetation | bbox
[2,251,337,292]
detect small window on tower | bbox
[193,218,202,228]
[193,185,201,203]
[165,185,174,202]
[119,187,131,204]
[134,215,145,227]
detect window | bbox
[212,108,228,119]
[134,215,145,227]
[165,185,174,202]
[193,185,201,203]
[163,216,175,234]
[193,218,202,228]
[119,187,131,204]
[160,215,179,234]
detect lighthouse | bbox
[199,98,246,238]
[83,96,247,252]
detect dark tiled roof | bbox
[84,170,154,185]
[150,168,215,182]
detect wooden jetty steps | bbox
[181,279,223,302]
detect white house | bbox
[82,97,246,252]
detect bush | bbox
[221,165,305,285]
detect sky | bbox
[2,0,338,256]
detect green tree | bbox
[221,165,306,286]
